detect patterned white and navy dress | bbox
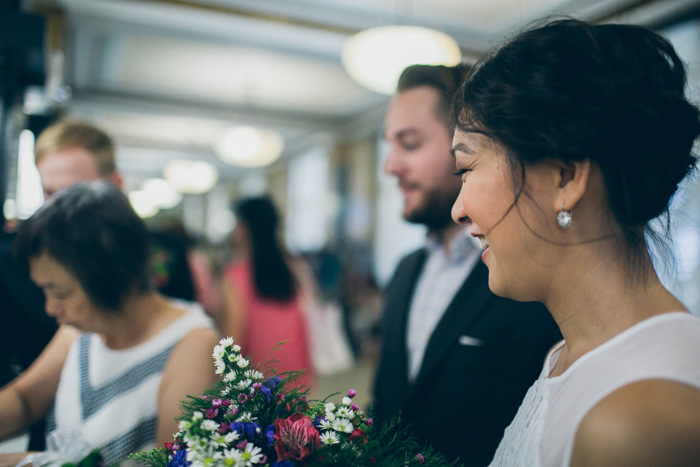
[47,304,212,465]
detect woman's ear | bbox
[554,159,591,212]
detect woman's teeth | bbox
[479,237,489,250]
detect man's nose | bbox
[383,148,404,176]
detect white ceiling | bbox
[20,0,700,186]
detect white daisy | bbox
[236,411,256,422]
[320,431,340,445]
[235,378,252,390]
[224,431,240,443]
[331,418,354,433]
[236,356,249,368]
[239,442,264,466]
[342,397,352,405]
[219,337,234,347]
[336,406,354,419]
[318,418,333,430]
[200,420,219,432]
[244,369,264,380]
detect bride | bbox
[450,18,700,467]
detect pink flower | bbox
[348,429,368,445]
[274,414,320,461]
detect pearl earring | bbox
[557,210,572,229]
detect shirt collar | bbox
[425,227,476,261]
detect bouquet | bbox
[131,338,458,467]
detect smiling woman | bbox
[451,18,700,467]
[0,182,219,466]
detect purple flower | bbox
[166,449,191,467]
[351,403,359,412]
[260,386,272,402]
[212,399,223,408]
[205,408,218,419]
[245,422,262,439]
[348,389,357,398]
[238,394,248,404]
[265,424,276,447]
[265,376,282,388]
[366,418,373,426]
[417,453,425,463]
[217,422,231,434]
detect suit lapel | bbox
[382,249,428,398]
[410,261,493,391]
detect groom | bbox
[372,64,561,466]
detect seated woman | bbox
[450,19,700,467]
[0,182,219,466]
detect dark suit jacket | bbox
[373,248,561,466]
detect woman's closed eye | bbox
[454,168,472,179]
[50,290,74,300]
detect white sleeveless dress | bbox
[489,312,700,467]
[47,303,213,465]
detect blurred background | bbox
[2,0,700,400]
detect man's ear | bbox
[108,172,124,190]
[554,159,591,212]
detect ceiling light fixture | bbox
[163,160,219,194]
[342,25,462,95]
[214,126,284,168]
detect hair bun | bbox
[601,81,700,226]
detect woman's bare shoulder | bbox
[571,379,700,467]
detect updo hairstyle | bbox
[455,18,700,252]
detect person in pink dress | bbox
[220,196,315,389]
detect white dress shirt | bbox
[406,229,480,381]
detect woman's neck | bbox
[543,245,686,375]
[99,291,183,349]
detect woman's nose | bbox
[452,190,469,225]
[44,298,62,317]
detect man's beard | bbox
[403,188,458,231]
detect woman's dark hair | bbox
[15,181,152,310]
[234,196,296,301]
[455,18,700,267]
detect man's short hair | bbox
[397,64,471,120]
[34,120,116,176]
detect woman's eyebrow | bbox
[451,142,473,157]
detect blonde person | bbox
[450,19,700,466]
[0,182,218,466]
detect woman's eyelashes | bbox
[454,167,473,179]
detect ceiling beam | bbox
[69,86,347,132]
